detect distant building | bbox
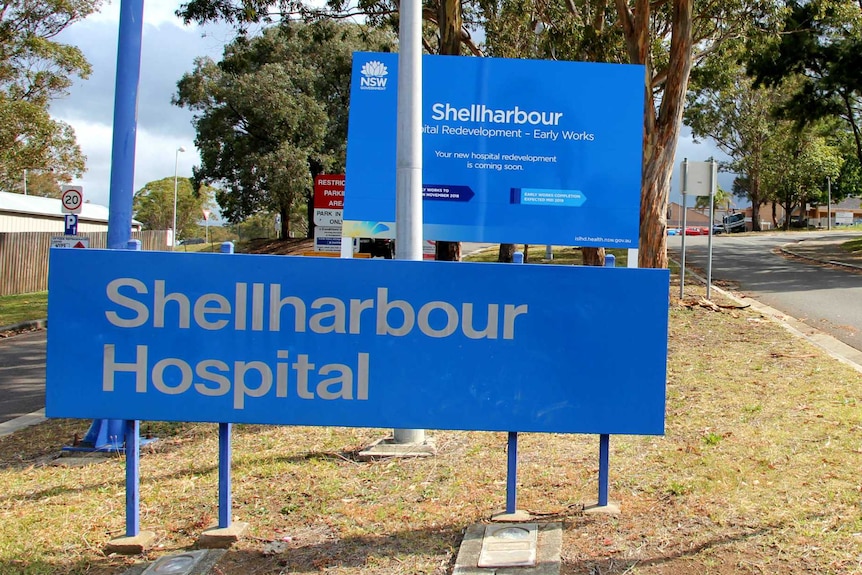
[742,197,862,229]
[805,197,862,227]
[667,202,710,228]
[0,191,142,233]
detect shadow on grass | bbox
[0,447,394,505]
[0,524,466,575]
[1,514,829,574]
[563,521,791,574]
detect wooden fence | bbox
[0,231,168,296]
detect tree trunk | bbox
[438,0,461,55]
[280,205,290,239]
[434,0,463,262]
[749,174,762,231]
[783,196,793,230]
[498,243,515,262]
[306,192,314,239]
[616,0,693,270]
[582,247,605,266]
[750,202,761,232]
[435,241,461,261]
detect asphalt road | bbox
[669,232,862,351]
[0,330,46,425]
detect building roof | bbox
[0,191,141,224]
[832,196,862,210]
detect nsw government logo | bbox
[359,60,388,91]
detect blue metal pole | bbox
[506,431,518,514]
[81,0,145,452]
[218,423,232,528]
[106,0,144,250]
[598,433,610,507]
[218,242,235,528]
[125,420,140,537]
[79,237,142,450]
[503,250,525,514]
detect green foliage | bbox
[132,177,217,240]
[174,21,395,237]
[224,211,281,242]
[748,0,862,166]
[0,0,99,195]
[694,185,733,212]
[702,432,723,446]
[761,119,843,227]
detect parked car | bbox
[667,227,681,236]
[712,224,725,234]
[789,216,813,229]
[684,226,708,235]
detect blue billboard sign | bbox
[344,53,645,248]
[46,250,668,434]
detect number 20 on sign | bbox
[61,186,83,214]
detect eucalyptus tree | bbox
[0,0,97,195]
[477,0,780,267]
[685,60,783,231]
[749,0,862,167]
[174,21,396,238]
[760,121,843,229]
[133,177,217,240]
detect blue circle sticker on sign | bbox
[61,186,83,214]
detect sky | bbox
[51,2,736,219]
[52,1,235,218]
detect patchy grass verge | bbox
[0,291,47,327]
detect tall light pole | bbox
[172,146,186,250]
[23,169,27,195]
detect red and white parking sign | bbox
[313,174,344,209]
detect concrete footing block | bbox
[197,521,249,548]
[491,509,533,522]
[583,501,621,515]
[453,522,561,575]
[105,531,157,555]
[358,437,436,459]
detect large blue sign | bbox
[46,250,668,434]
[344,53,645,248]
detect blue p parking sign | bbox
[64,214,78,236]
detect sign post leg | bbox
[584,434,620,514]
[506,431,518,514]
[125,420,140,537]
[198,244,249,548]
[218,423,232,528]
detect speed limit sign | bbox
[60,186,83,214]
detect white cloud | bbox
[53,7,231,208]
[87,0,197,30]
[59,117,199,207]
